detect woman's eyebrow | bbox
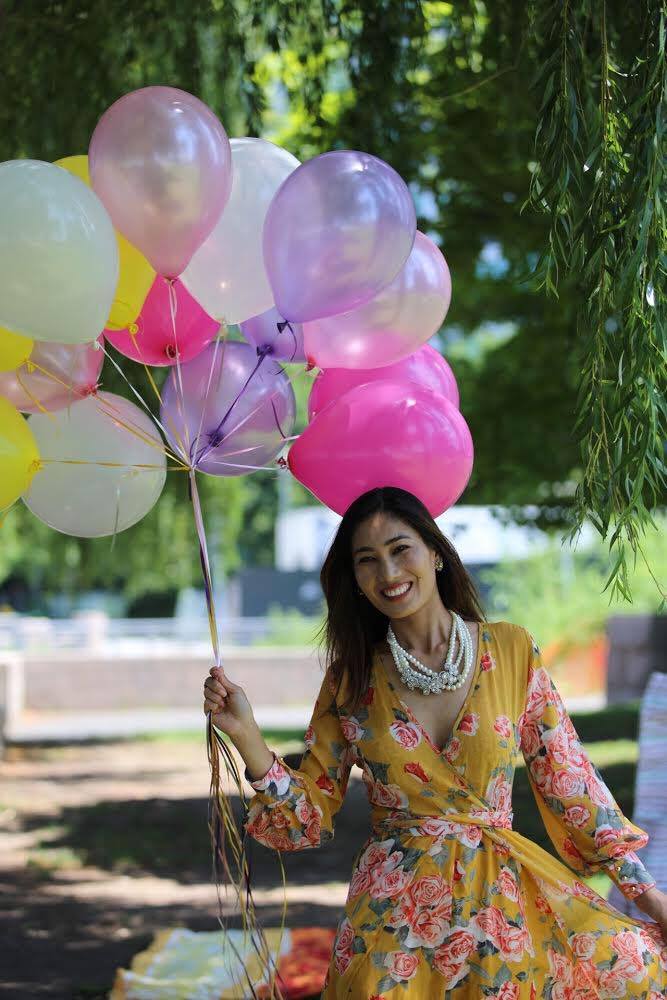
[353,534,410,555]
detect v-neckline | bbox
[375,620,489,755]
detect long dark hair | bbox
[319,487,485,713]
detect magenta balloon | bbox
[308,345,459,422]
[105,276,219,366]
[89,87,232,278]
[240,306,306,363]
[303,232,451,370]
[263,150,416,323]
[0,338,104,413]
[289,380,473,517]
[160,341,296,476]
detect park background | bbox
[0,2,664,998]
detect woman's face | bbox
[351,512,439,618]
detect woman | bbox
[203,487,667,997]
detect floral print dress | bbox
[245,621,667,998]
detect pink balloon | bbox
[89,87,232,278]
[289,380,473,517]
[263,150,416,323]
[308,344,459,421]
[104,277,219,366]
[303,232,451,370]
[0,338,104,413]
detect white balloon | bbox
[182,138,300,325]
[23,392,166,537]
[0,159,118,344]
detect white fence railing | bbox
[0,614,274,653]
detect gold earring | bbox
[435,556,444,572]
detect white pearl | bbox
[387,613,473,696]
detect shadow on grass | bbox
[24,758,637,884]
[24,772,373,888]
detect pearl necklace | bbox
[387,612,473,695]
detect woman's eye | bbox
[393,545,409,555]
[358,555,374,564]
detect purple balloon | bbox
[240,306,306,363]
[263,150,416,323]
[0,338,104,413]
[160,341,296,476]
[308,344,459,421]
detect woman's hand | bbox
[634,886,667,940]
[203,666,256,741]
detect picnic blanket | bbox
[110,926,336,1000]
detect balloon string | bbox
[194,348,270,468]
[15,367,53,416]
[191,331,227,467]
[98,344,190,467]
[276,320,299,362]
[190,468,285,996]
[37,457,184,471]
[93,392,186,466]
[167,278,194,461]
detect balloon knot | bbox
[257,345,273,358]
[82,384,99,398]
[165,343,178,360]
[305,358,317,372]
[25,361,36,374]
[129,323,139,337]
[29,459,44,475]
[276,457,288,469]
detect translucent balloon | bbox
[0,160,118,344]
[0,396,41,509]
[56,155,155,331]
[160,341,296,476]
[303,232,451,369]
[105,277,219,366]
[263,150,416,323]
[240,306,305,363]
[308,344,459,421]
[24,392,167,537]
[89,87,232,278]
[0,327,33,372]
[0,338,104,413]
[288,380,473,517]
[183,138,300,324]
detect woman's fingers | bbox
[209,666,237,691]
[204,677,227,698]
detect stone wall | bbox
[0,647,326,743]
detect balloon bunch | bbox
[0,84,472,992]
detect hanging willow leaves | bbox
[527,0,666,599]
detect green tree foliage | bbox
[0,0,663,602]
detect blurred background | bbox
[1,2,664,998]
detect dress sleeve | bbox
[243,670,356,852]
[518,629,656,900]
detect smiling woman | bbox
[203,487,667,997]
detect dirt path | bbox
[0,740,370,999]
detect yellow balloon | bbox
[0,326,33,372]
[0,396,41,509]
[55,155,155,330]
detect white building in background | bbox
[275,505,559,573]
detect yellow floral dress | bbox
[245,621,667,998]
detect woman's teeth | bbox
[382,582,412,599]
